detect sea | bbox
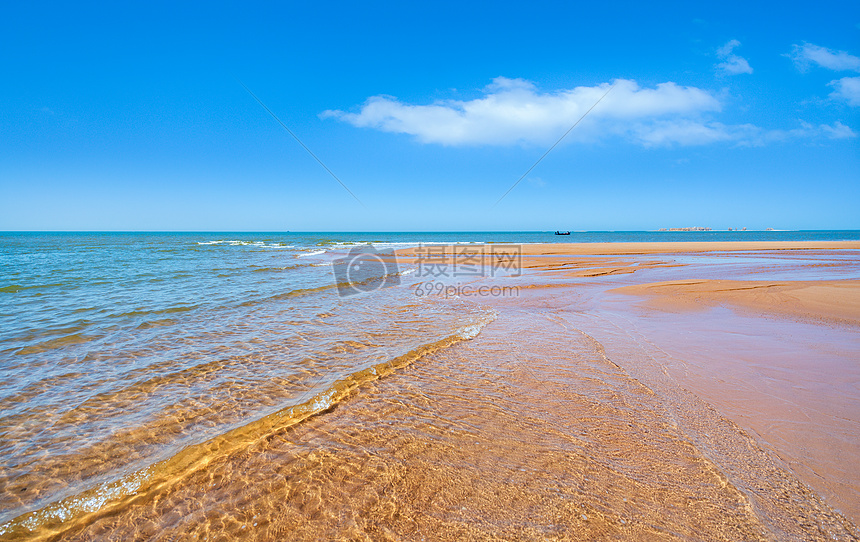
[1,230,858,540]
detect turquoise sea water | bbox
[0,230,858,536]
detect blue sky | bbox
[1,1,858,231]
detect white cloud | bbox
[768,120,855,142]
[817,120,856,138]
[323,78,721,146]
[632,120,853,147]
[716,40,739,57]
[716,40,753,75]
[829,76,860,106]
[634,121,755,146]
[323,77,855,147]
[788,43,860,72]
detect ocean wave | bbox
[109,305,199,319]
[458,320,493,339]
[296,250,326,258]
[197,240,249,246]
[196,241,295,249]
[235,269,406,308]
[14,332,101,356]
[250,265,307,273]
[0,283,69,294]
[325,241,486,250]
[236,283,339,307]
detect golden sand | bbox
[613,279,860,326]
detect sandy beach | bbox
[3,238,859,541]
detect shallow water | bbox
[1,233,858,540]
[38,303,859,541]
[487,248,860,526]
[0,233,494,537]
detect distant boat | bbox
[554,231,570,235]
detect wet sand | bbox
[612,279,860,326]
[397,241,860,525]
[469,242,860,526]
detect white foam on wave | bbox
[323,241,489,250]
[196,241,295,249]
[456,311,498,340]
[297,250,326,258]
[310,390,336,413]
